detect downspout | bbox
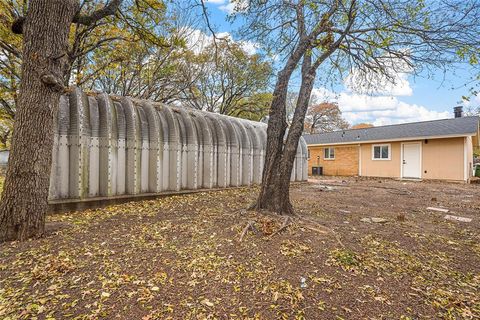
[464,137,468,183]
[358,144,362,176]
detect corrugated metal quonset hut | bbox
[48,87,308,201]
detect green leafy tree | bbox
[0,0,175,146]
[83,27,189,102]
[232,92,272,121]
[0,0,23,146]
[180,40,272,117]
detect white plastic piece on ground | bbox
[427,207,449,213]
[444,215,472,223]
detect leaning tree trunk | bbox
[0,0,77,242]
[254,41,309,214]
[276,55,316,212]
[255,53,316,215]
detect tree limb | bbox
[12,0,123,34]
[73,0,123,26]
[0,40,21,58]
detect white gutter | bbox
[306,133,476,147]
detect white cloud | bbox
[219,2,235,13]
[183,28,258,55]
[204,0,226,3]
[311,87,450,126]
[219,0,249,14]
[309,53,452,126]
[238,40,259,55]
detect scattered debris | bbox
[200,298,214,307]
[396,214,406,222]
[387,190,411,196]
[300,277,307,288]
[426,207,449,213]
[268,216,293,238]
[339,209,351,214]
[431,197,437,202]
[314,185,338,191]
[444,215,472,223]
[1,178,479,319]
[361,217,389,224]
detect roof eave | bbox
[305,132,477,147]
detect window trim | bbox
[324,147,335,160]
[372,144,391,160]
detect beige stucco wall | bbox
[422,137,465,181]
[359,137,466,181]
[307,135,474,181]
[360,142,402,178]
[466,136,473,178]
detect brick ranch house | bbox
[303,113,480,182]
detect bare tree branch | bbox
[73,0,123,26]
[11,0,123,34]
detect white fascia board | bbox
[306,133,475,147]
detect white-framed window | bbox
[372,144,391,160]
[324,147,335,160]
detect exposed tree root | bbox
[297,216,345,248]
[238,211,344,248]
[239,220,257,242]
[268,216,293,238]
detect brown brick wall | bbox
[308,145,359,176]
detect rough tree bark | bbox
[0,0,122,242]
[0,0,78,242]
[251,1,344,215]
[254,1,355,215]
[253,36,312,214]
[254,52,316,215]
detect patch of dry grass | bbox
[0,180,479,319]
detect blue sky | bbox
[202,1,478,126]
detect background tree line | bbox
[0,0,273,148]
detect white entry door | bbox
[402,143,422,178]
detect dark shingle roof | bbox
[303,116,479,145]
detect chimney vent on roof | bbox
[454,106,463,118]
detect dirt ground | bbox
[0,177,479,319]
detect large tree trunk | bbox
[254,44,307,214]
[0,1,77,242]
[255,53,316,215]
